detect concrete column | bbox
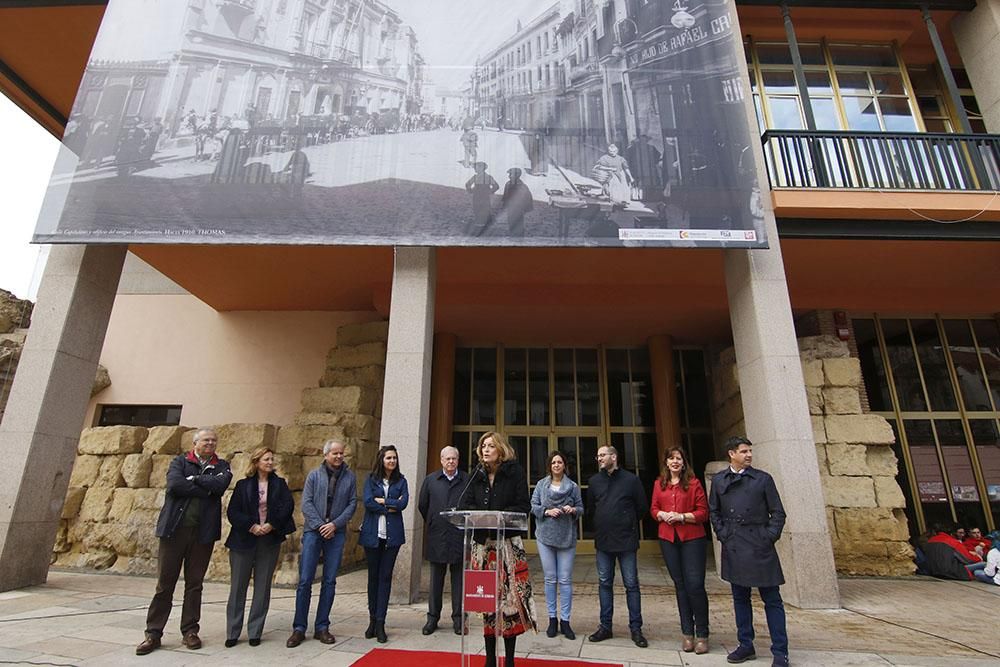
[953,0,1000,133]
[378,247,436,603]
[0,244,127,592]
[426,333,456,476]
[647,335,682,463]
[723,233,840,609]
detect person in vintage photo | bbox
[460,128,478,168]
[498,168,534,237]
[592,144,634,206]
[465,162,499,236]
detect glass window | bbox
[910,319,957,412]
[871,72,906,96]
[972,320,1000,410]
[98,405,181,427]
[881,319,928,411]
[936,420,987,528]
[606,349,631,426]
[554,348,576,426]
[767,97,804,129]
[842,95,881,131]
[763,70,799,94]
[836,71,871,96]
[970,419,1000,526]
[878,98,917,132]
[905,419,952,528]
[453,348,472,424]
[830,44,897,68]
[504,348,527,425]
[576,349,601,426]
[528,348,550,426]
[854,318,893,412]
[472,348,497,425]
[943,320,992,412]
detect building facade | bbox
[2,0,1000,609]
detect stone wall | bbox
[0,289,33,424]
[712,335,914,576]
[54,320,388,584]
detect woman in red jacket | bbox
[651,446,710,654]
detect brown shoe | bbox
[682,635,695,652]
[135,635,160,656]
[286,630,306,648]
[314,628,336,644]
[695,637,709,654]
[182,632,202,650]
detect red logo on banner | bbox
[464,570,498,613]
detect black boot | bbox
[485,635,497,667]
[560,620,576,640]
[364,616,376,639]
[375,621,388,644]
[504,636,517,667]
[546,617,559,638]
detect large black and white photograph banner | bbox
[34,0,767,248]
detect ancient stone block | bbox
[873,476,907,508]
[142,425,189,455]
[274,454,304,491]
[301,386,379,416]
[811,416,827,444]
[825,443,869,476]
[717,362,740,404]
[326,341,388,369]
[822,387,862,415]
[69,455,102,487]
[108,488,136,522]
[867,446,899,477]
[715,394,745,432]
[832,507,910,543]
[79,487,114,522]
[320,364,386,389]
[121,453,153,488]
[109,556,158,577]
[53,522,70,554]
[62,487,87,520]
[336,320,390,346]
[95,456,126,488]
[228,454,250,486]
[801,359,824,388]
[797,335,850,361]
[133,488,165,512]
[823,358,862,388]
[824,414,895,445]
[815,444,829,475]
[276,425,346,456]
[149,455,174,487]
[806,387,824,415]
[78,426,149,455]
[214,423,277,459]
[820,474,876,508]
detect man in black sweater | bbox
[587,445,648,648]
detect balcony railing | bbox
[762,129,1000,192]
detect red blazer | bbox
[650,476,709,542]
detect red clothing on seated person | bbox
[964,536,989,554]
[928,533,982,563]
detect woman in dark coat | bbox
[461,432,537,667]
[225,446,295,647]
[359,445,409,643]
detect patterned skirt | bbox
[470,535,538,637]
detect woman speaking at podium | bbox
[461,432,538,667]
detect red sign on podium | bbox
[464,570,498,613]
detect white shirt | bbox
[377,479,390,540]
[985,547,1000,585]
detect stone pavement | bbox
[0,554,998,666]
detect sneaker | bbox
[588,626,613,642]
[727,644,757,663]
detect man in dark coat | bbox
[418,445,468,635]
[136,428,233,656]
[499,168,534,237]
[587,445,649,648]
[709,436,788,667]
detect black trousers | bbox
[427,560,464,626]
[145,527,214,638]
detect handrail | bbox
[761,129,1000,192]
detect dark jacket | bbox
[225,474,295,551]
[709,466,786,588]
[359,475,409,548]
[460,460,530,542]
[418,468,469,563]
[155,451,233,544]
[301,463,358,533]
[587,467,647,553]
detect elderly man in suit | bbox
[418,445,468,635]
[709,436,789,667]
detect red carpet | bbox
[351,648,622,666]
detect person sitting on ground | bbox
[925,522,985,580]
[952,526,967,542]
[973,531,1000,586]
[963,527,990,558]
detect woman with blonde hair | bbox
[224,447,295,647]
[461,432,537,667]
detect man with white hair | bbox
[287,440,357,648]
[418,445,469,635]
[136,428,232,655]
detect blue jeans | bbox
[659,537,709,637]
[596,549,642,632]
[731,584,788,658]
[536,541,576,621]
[974,569,997,585]
[293,529,346,633]
[365,540,401,622]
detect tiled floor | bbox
[0,555,998,666]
